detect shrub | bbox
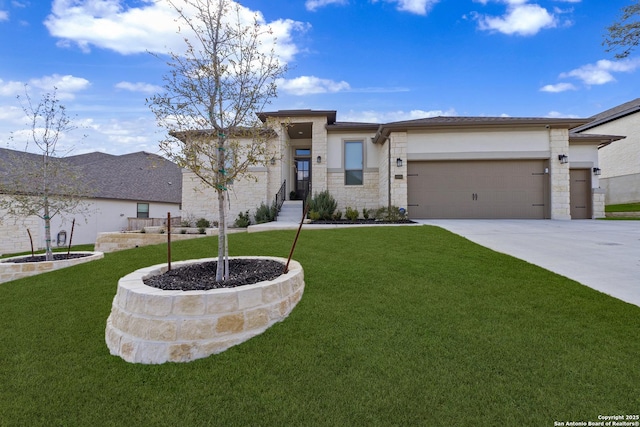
[345,206,359,221]
[234,211,251,228]
[308,210,321,221]
[307,190,337,220]
[333,210,342,220]
[362,208,370,219]
[374,206,408,222]
[196,218,211,228]
[255,201,277,224]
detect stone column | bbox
[390,132,408,210]
[550,128,571,219]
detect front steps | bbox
[277,201,303,223]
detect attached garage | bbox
[407,159,549,219]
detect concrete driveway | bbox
[418,220,640,308]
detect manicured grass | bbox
[605,202,640,212]
[0,227,638,425]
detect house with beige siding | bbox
[181,110,622,223]
[573,98,639,205]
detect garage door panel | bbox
[408,160,547,219]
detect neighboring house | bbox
[573,98,639,205]
[182,110,622,222]
[0,149,182,255]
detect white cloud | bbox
[29,74,91,99]
[44,0,306,64]
[559,59,640,85]
[0,74,90,100]
[341,108,456,123]
[546,111,579,118]
[115,81,163,94]
[305,0,348,12]
[277,76,351,95]
[0,79,25,97]
[475,1,557,36]
[0,10,8,21]
[539,82,577,93]
[392,0,439,15]
[371,0,439,15]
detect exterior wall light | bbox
[558,154,568,164]
[316,156,321,164]
[593,167,601,175]
[396,158,403,167]
[270,157,276,165]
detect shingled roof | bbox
[0,148,182,204]
[573,98,640,132]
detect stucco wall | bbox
[406,128,550,158]
[600,174,640,204]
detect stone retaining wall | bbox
[0,252,104,284]
[95,231,210,253]
[105,256,304,364]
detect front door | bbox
[294,149,311,201]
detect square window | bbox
[137,203,149,219]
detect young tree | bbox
[604,0,640,59]
[0,87,91,261]
[148,0,287,281]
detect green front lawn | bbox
[0,227,637,425]
[605,202,640,212]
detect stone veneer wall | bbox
[592,189,606,219]
[95,232,214,253]
[550,129,571,219]
[105,256,304,364]
[0,205,41,256]
[0,252,104,284]
[389,132,408,210]
[327,170,380,214]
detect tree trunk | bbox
[43,196,53,261]
[216,188,226,281]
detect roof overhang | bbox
[170,127,277,142]
[258,109,337,124]
[371,116,592,144]
[569,132,626,149]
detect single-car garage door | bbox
[407,160,549,219]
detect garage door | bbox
[407,160,548,219]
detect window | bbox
[137,203,149,219]
[344,140,363,185]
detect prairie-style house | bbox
[181,110,622,222]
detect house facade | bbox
[573,98,639,205]
[182,110,620,222]
[0,149,182,255]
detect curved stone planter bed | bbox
[106,256,304,364]
[0,252,104,284]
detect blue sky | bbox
[0,0,637,155]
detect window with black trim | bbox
[137,203,149,219]
[344,140,363,185]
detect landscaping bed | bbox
[144,258,284,290]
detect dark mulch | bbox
[310,219,416,225]
[144,259,285,291]
[3,253,91,263]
